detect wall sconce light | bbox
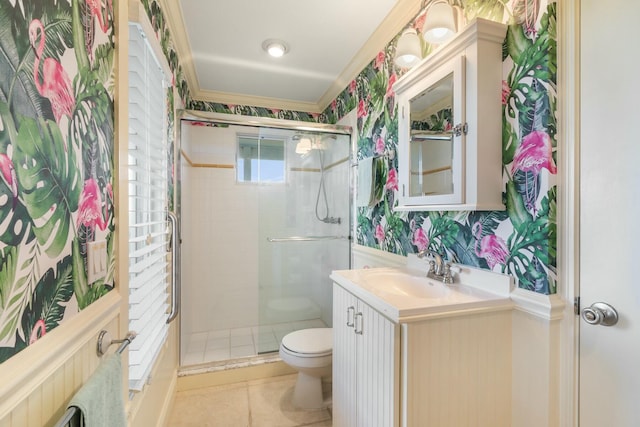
[422,0,457,44]
[394,28,422,68]
[393,0,463,68]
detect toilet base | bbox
[292,372,326,409]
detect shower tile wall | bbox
[182,124,260,342]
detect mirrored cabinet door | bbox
[398,55,465,207]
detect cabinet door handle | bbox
[354,312,363,335]
[346,306,355,327]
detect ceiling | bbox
[160,0,421,113]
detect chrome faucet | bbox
[417,250,454,284]
[417,250,444,274]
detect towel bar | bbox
[97,330,137,357]
[53,331,136,427]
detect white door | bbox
[579,1,640,425]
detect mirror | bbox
[408,73,454,197]
[395,54,464,209]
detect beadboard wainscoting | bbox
[511,289,565,427]
[0,293,122,427]
[402,309,512,426]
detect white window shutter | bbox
[127,22,170,392]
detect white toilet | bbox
[279,327,332,409]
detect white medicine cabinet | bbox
[394,18,507,211]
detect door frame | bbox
[558,0,580,425]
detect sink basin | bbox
[360,270,450,299]
[330,257,514,320]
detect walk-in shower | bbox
[178,112,351,369]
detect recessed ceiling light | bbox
[262,39,289,58]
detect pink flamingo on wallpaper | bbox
[511,130,557,210]
[29,319,46,344]
[29,19,75,125]
[472,222,509,270]
[86,0,112,33]
[0,153,18,206]
[78,178,110,233]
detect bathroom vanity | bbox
[330,255,513,427]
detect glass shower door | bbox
[256,130,351,353]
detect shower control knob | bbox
[581,302,618,326]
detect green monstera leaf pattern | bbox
[0,0,115,362]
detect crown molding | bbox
[195,89,322,113]
[159,0,422,114]
[317,0,422,111]
[157,0,199,91]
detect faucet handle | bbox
[427,260,436,275]
[443,263,457,284]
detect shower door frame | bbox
[175,109,355,368]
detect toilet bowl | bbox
[279,328,332,409]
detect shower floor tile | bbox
[183,319,328,366]
[230,345,255,358]
[206,337,229,350]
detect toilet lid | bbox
[281,328,332,355]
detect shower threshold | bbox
[178,352,282,377]
[180,318,327,375]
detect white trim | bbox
[195,89,321,113]
[351,244,408,268]
[315,0,422,112]
[0,291,121,418]
[156,372,177,427]
[511,288,566,321]
[129,1,172,81]
[557,0,580,425]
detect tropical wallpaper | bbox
[0,0,115,362]
[0,0,557,364]
[324,0,558,294]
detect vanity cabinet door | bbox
[333,284,358,427]
[333,284,400,427]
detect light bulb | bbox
[267,44,285,58]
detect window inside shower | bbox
[179,118,351,368]
[236,135,285,183]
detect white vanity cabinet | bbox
[331,264,513,426]
[332,283,400,427]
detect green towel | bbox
[68,353,127,427]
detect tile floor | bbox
[183,319,327,366]
[167,374,332,427]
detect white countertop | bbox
[330,263,513,323]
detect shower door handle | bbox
[167,211,181,324]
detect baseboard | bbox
[158,370,178,427]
